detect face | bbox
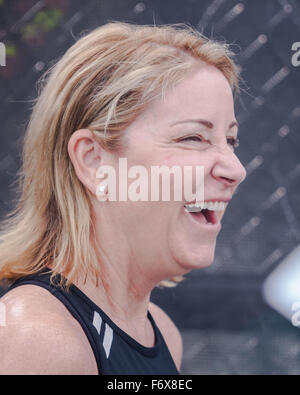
[91,63,247,281]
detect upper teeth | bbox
[184,201,227,212]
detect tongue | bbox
[190,211,207,224]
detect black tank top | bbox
[6,269,179,375]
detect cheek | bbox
[163,153,213,193]
[149,152,214,205]
[165,151,212,172]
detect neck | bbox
[75,260,152,324]
[67,241,158,346]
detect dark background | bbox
[0,0,300,374]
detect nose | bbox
[211,146,247,188]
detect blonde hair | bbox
[0,21,240,290]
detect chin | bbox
[174,243,217,272]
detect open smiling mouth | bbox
[183,201,227,226]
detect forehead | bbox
[124,63,235,144]
[145,64,234,130]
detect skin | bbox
[0,62,246,374]
[66,62,246,356]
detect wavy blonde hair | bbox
[0,22,240,290]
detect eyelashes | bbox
[179,135,240,149]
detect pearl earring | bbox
[96,182,108,202]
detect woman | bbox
[0,22,246,374]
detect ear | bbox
[68,129,102,196]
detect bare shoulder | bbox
[149,302,183,373]
[0,284,98,375]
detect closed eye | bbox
[180,135,239,149]
[180,135,205,142]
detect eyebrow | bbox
[171,118,239,130]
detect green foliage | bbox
[21,8,63,40]
[6,44,18,57]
